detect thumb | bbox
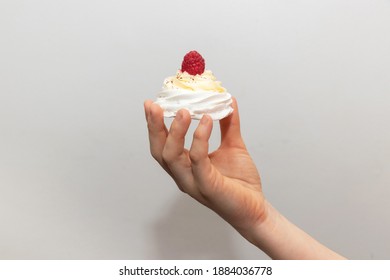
[219,97,245,148]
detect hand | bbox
[144,98,346,259]
[144,98,267,242]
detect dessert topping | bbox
[181,50,205,75]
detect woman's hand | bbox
[144,98,267,241]
[144,98,345,259]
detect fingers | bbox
[162,110,191,165]
[145,100,194,190]
[161,109,196,192]
[219,97,245,148]
[189,115,213,184]
[144,101,168,166]
[190,115,212,165]
[144,99,152,121]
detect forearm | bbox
[248,201,346,260]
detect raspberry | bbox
[181,50,205,75]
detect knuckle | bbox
[176,184,186,193]
[150,150,160,161]
[161,148,174,163]
[193,129,203,141]
[189,149,200,163]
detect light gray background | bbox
[1,0,389,259]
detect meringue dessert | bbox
[154,51,233,121]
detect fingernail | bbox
[200,115,209,125]
[176,110,183,121]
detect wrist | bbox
[247,200,346,260]
[244,200,278,249]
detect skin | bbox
[144,98,345,260]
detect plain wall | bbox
[0,0,389,259]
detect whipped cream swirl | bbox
[155,70,233,120]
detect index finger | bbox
[144,100,169,168]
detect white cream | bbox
[155,89,233,120]
[155,70,233,120]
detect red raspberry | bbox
[181,50,205,75]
